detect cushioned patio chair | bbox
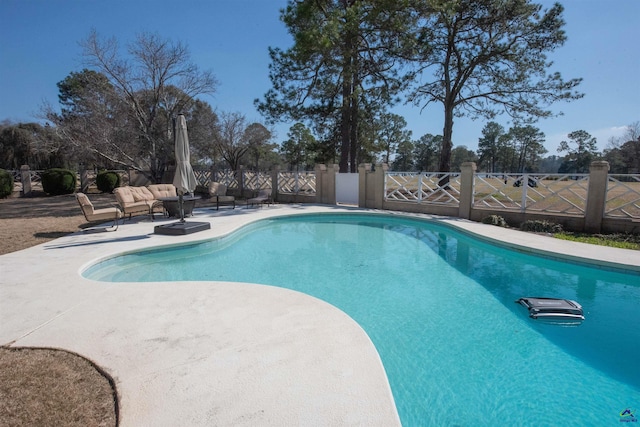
[208,182,235,210]
[246,189,271,208]
[76,192,123,231]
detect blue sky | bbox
[1,0,638,154]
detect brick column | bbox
[271,167,279,203]
[315,164,325,203]
[20,165,31,196]
[458,162,477,219]
[373,163,388,209]
[585,160,610,233]
[326,164,338,205]
[315,164,338,205]
[80,167,89,193]
[358,163,371,208]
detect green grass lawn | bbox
[554,232,640,250]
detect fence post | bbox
[315,164,326,204]
[520,174,528,213]
[80,166,89,193]
[458,162,477,219]
[20,165,32,196]
[327,164,338,204]
[373,163,388,209]
[315,163,338,204]
[271,167,279,202]
[585,160,610,233]
[358,163,371,208]
[210,165,217,186]
[239,166,246,198]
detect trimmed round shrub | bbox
[520,219,563,233]
[41,168,76,195]
[481,214,508,227]
[96,170,121,193]
[0,169,12,198]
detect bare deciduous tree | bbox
[70,30,218,180]
[215,112,250,172]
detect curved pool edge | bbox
[80,207,640,279]
[436,216,640,273]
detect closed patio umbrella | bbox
[155,114,209,235]
[172,114,197,222]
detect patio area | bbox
[1,204,638,425]
[0,205,401,426]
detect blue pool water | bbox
[84,213,640,425]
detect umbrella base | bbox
[154,221,211,235]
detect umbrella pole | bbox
[179,193,185,222]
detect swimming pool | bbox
[84,213,640,425]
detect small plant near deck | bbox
[482,215,508,227]
[520,219,563,233]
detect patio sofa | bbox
[114,185,173,219]
[147,184,178,218]
[148,183,177,199]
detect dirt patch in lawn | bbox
[0,192,102,255]
[0,347,118,426]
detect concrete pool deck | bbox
[1,204,639,426]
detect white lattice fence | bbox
[82,170,97,189]
[213,170,239,189]
[473,173,588,215]
[605,175,640,218]
[244,171,271,191]
[193,170,211,187]
[28,170,44,191]
[385,172,460,205]
[10,170,22,192]
[278,171,316,194]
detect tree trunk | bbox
[349,70,359,173]
[339,80,351,173]
[438,105,454,186]
[349,104,358,173]
[339,2,358,174]
[491,154,496,173]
